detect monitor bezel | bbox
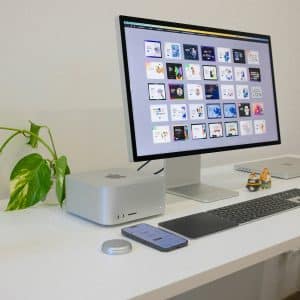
[119,15,281,162]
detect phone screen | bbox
[122,223,188,251]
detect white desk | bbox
[0,164,300,300]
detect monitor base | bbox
[165,155,239,203]
[167,183,238,203]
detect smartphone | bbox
[121,223,188,252]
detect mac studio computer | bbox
[118,15,281,203]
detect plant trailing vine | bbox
[0,121,70,210]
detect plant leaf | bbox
[55,155,70,206]
[27,121,43,148]
[6,153,52,211]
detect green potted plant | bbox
[0,121,70,210]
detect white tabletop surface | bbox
[1,163,300,300]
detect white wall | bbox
[288,0,300,154]
[0,0,299,198]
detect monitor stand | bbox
[164,155,239,202]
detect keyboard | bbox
[159,189,300,238]
[208,188,300,224]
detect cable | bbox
[137,160,164,175]
[137,160,151,171]
[153,168,164,175]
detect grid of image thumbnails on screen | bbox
[144,40,267,144]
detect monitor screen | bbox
[119,15,280,161]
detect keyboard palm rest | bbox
[159,212,238,239]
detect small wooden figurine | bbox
[260,168,271,189]
[246,172,261,192]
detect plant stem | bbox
[28,121,57,159]
[0,131,21,153]
[0,126,21,132]
[22,130,57,160]
[46,127,58,159]
[0,126,57,160]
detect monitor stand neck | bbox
[164,155,238,203]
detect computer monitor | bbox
[118,15,280,202]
